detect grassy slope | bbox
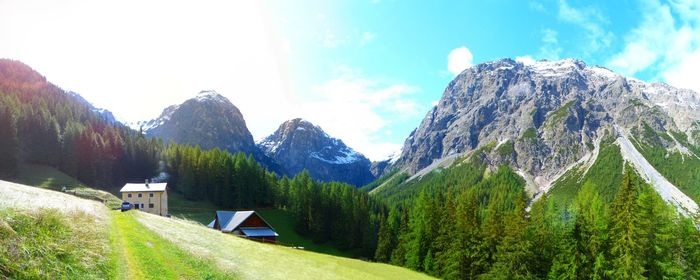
[168,192,352,257]
[3,175,432,279]
[14,163,123,209]
[137,212,433,280]
[110,211,234,279]
[0,180,234,279]
[256,209,352,257]
[15,163,85,189]
[548,139,625,206]
[631,126,700,203]
[0,208,113,279]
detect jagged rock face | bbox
[393,58,700,192]
[258,118,374,186]
[141,90,257,154]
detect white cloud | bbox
[529,1,546,12]
[360,32,376,46]
[607,0,676,75]
[515,55,536,65]
[557,0,613,54]
[539,28,562,60]
[296,71,420,160]
[606,0,700,94]
[447,46,474,76]
[663,49,700,91]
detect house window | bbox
[141,204,144,209]
[149,203,154,208]
[138,193,142,198]
[127,194,132,198]
[149,193,153,197]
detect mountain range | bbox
[383,58,700,214]
[129,91,376,186]
[45,58,700,212]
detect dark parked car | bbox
[121,201,133,212]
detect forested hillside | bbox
[0,59,161,187]
[0,59,382,257]
[372,151,700,279]
[162,145,384,256]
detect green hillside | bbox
[14,164,123,209]
[136,211,432,280]
[548,138,625,206]
[0,180,433,279]
[168,192,356,257]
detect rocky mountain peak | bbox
[139,90,256,154]
[258,118,375,186]
[194,90,230,104]
[392,57,700,199]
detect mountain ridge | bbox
[257,118,375,186]
[381,57,700,213]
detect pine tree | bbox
[391,209,410,266]
[454,190,488,279]
[636,186,683,279]
[374,213,396,262]
[405,191,434,271]
[608,170,645,279]
[547,223,582,280]
[0,105,19,179]
[573,181,609,279]
[434,195,457,278]
[483,195,533,279]
[678,215,700,278]
[526,195,558,278]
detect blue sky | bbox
[1,0,699,160]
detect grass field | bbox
[110,211,235,279]
[16,163,86,189]
[1,180,432,279]
[168,193,353,257]
[256,209,353,257]
[167,192,218,224]
[14,164,123,209]
[137,212,433,280]
[0,208,113,279]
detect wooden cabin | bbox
[207,210,279,243]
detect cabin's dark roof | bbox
[208,210,279,238]
[215,210,254,233]
[240,227,279,237]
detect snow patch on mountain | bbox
[310,147,362,165]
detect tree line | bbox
[0,60,161,186]
[0,59,382,257]
[162,144,383,257]
[373,163,700,279]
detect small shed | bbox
[207,210,279,243]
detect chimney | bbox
[145,179,150,187]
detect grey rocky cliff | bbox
[392,58,700,195]
[139,90,257,154]
[258,118,375,187]
[135,91,285,174]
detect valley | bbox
[2,52,700,279]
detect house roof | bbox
[210,210,277,233]
[217,210,255,232]
[240,227,279,237]
[119,183,167,193]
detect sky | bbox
[1,0,699,161]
